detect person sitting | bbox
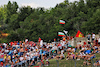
[55,53,65,60]
[83,59,91,66]
[45,59,49,66]
[96,59,100,66]
[29,59,35,67]
[78,51,86,59]
[87,60,92,65]
[66,48,72,52]
[98,46,100,53]
[93,59,98,66]
[83,59,87,66]
[66,53,75,60]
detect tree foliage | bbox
[0,0,100,42]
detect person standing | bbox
[98,37,100,46]
[87,33,91,40]
[95,38,98,45]
[92,33,95,43]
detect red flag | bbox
[34,66,39,67]
[75,30,84,37]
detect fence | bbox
[11,59,98,67]
[1,52,98,67]
[8,51,98,67]
[46,59,99,67]
[0,44,100,67]
[9,46,62,67]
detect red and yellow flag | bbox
[75,30,84,37]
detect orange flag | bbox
[75,30,84,37]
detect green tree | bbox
[18,6,33,21]
[9,14,20,30]
[0,5,8,30]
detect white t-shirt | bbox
[72,48,75,52]
[33,49,36,52]
[3,43,7,48]
[25,55,29,60]
[35,52,38,56]
[16,45,19,48]
[82,48,85,50]
[30,53,34,58]
[80,53,82,57]
[98,38,100,42]
[27,56,31,60]
[94,46,97,48]
[5,50,9,53]
[61,54,65,57]
[46,45,49,48]
[61,50,64,54]
[92,34,95,39]
[50,44,52,47]
[52,46,57,50]
[83,53,86,56]
[20,57,24,61]
[26,52,30,55]
[14,49,17,53]
[25,55,27,58]
[77,42,81,45]
[62,41,65,46]
[31,47,34,50]
[25,39,28,42]
[68,48,71,50]
[99,60,100,64]
[85,47,87,50]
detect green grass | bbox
[45,53,100,67]
[32,51,100,67]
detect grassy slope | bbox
[46,53,100,67]
[33,50,100,67]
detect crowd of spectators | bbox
[0,38,68,67]
[0,33,100,67]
